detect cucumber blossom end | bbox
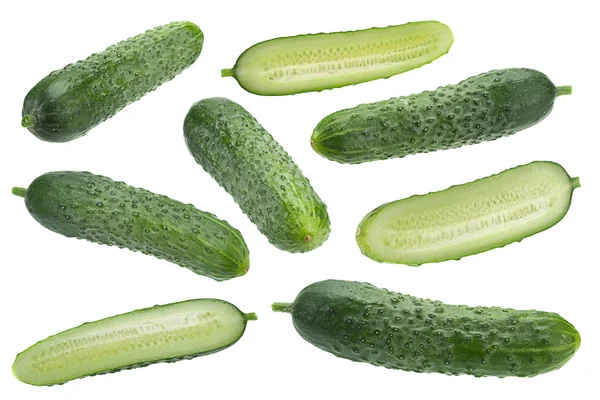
[21,115,34,128]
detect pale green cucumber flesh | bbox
[357,161,579,265]
[13,299,255,386]
[224,21,453,95]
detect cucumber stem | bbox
[21,115,34,128]
[271,302,293,313]
[244,312,258,321]
[571,177,581,189]
[556,86,572,96]
[12,187,27,198]
[221,68,234,77]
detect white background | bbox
[0,0,596,398]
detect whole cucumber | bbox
[273,280,580,377]
[22,21,203,142]
[312,69,571,163]
[184,97,330,253]
[12,171,249,281]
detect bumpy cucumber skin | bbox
[22,21,203,142]
[18,171,249,281]
[312,69,566,163]
[278,280,580,377]
[184,98,330,253]
[356,161,579,265]
[223,21,453,96]
[13,299,257,386]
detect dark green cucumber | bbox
[22,21,203,142]
[184,97,330,253]
[357,161,579,265]
[12,171,248,281]
[13,299,257,386]
[312,68,571,163]
[273,280,580,377]
[222,21,453,96]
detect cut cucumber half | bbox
[356,161,580,265]
[13,299,257,386]
[222,21,453,96]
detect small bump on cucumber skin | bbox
[22,21,203,142]
[14,171,249,281]
[184,97,330,253]
[13,299,257,386]
[356,161,579,266]
[312,69,571,164]
[275,280,580,377]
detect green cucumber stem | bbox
[12,187,27,198]
[556,86,572,96]
[271,302,293,313]
[21,115,34,128]
[244,312,258,321]
[571,177,581,189]
[221,68,234,78]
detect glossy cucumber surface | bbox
[184,97,330,253]
[13,299,257,385]
[22,21,203,142]
[273,280,580,377]
[13,171,249,281]
[222,21,453,95]
[312,69,571,163]
[356,161,579,265]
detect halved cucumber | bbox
[13,299,257,386]
[222,21,453,96]
[356,161,579,265]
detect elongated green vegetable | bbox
[312,69,571,163]
[222,21,453,96]
[13,299,257,386]
[356,161,579,265]
[22,21,203,142]
[273,280,580,377]
[13,171,249,281]
[184,97,330,252]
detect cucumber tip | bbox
[244,312,258,321]
[221,68,234,78]
[271,302,293,313]
[557,86,572,96]
[21,115,33,128]
[12,187,27,198]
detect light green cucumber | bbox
[13,299,257,386]
[222,21,453,95]
[357,161,579,265]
